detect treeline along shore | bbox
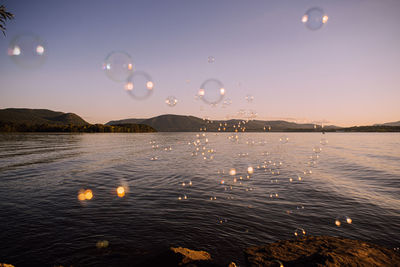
[0,122,157,133]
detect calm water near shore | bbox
[0,132,399,266]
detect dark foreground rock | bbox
[245,235,400,267]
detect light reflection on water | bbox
[0,132,399,266]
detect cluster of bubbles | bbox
[148,140,175,161]
[4,4,343,251]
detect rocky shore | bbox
[244,235,400,267]
[1,235,399,266]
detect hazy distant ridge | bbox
[374,121,400,127]
[106,114,340,132]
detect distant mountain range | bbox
[374,121,400,127]
[107,114,340,132]
[0,109,398,132]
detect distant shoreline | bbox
[0,126,399,133]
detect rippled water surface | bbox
[0,132,399,266]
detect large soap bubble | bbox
[103,51,134,82]
[198,78,225,105]
[302,7,328,31]
[124,71,154,100]
[8,34,46,68]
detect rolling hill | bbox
[0,108,89,126]
[0,108,156,133]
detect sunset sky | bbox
[0,0,399,126]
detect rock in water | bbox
[245,235,400,267]
[171,246,212,265]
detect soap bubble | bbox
[165,96,178,107]
[335,216,352,227]
[271,259,284,267]
[116,182,129,198]
[125,71,154,100]
[8,34,46,68]
[96,240,109,249]
[269,192,279,199]
[245,94,254,103]
[78,189,93,201]
[116,186,125,197]
[294,228,306,237]
[198,78,225,105]
[218,217,228,224]
[103,51,134,82]
[279,135,289,144]
[313,146,322,154]
[320,138,328,145]
[222,98,232,107]
[207,56,215,63]
[302,7,328,31]
[247,166,254,174]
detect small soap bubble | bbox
[198,78,225,105]
[218,217,228,224]
[103,51,134,82]
[222,98,232,107]
[8,34,46,68]
[78,189,93,201]
[165,96,178,107]
[245,94,254,103]
[125,71,154,100]
[271,260,284,267]
[313,146,322,154]
[269,192,279,199]
[279,135,289,144]
[320,138,328,145]
[178,195,188,200]
[247,166,254,174]
[96,240,109,249]
[335,216,352,227]
[311,154,320,160]
[207,56,215,63]
[302,7,328,31]
[294,228,306,237]
[116,186,126,198]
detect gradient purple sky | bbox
[0,0,399,126]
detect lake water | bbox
[0,132,399,266]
